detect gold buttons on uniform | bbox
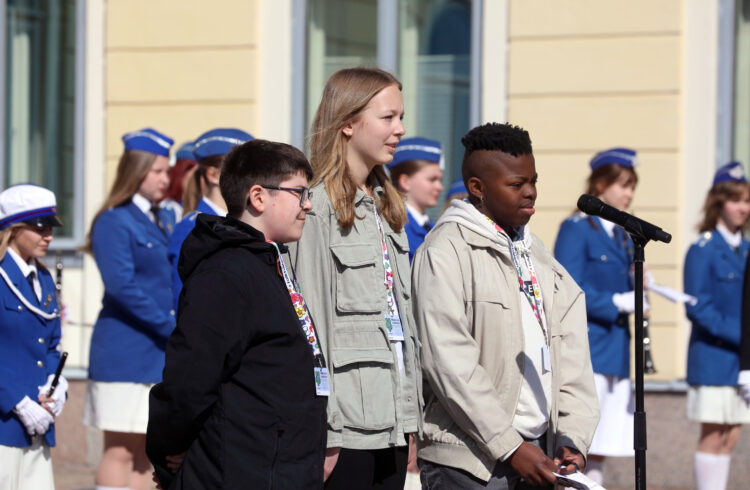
[729,273,735,280]
[17,305,22,311]
[37,360,43,368]
[38,338,45,344]
[600,255,607,262]
[147,242,153,248]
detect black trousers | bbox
[324,446,409,490]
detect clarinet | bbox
[642,294,657,374]
[55,252,63,303]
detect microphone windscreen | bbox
[577,194,601,215]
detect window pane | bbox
[735,0,750,173]
[306,0,378,132]
[399,0,471,218]
[4,0,76,237]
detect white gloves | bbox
[13,396,54,436]
[613,291,636,314]
[738,370,750,404]
[38,374,68,416]
[612,291,649,314]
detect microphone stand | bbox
[632,235,648,490]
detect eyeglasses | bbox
[261,185,312,207]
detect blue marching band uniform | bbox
[0,184,65,489]
[555,212,633,378]
[167,128,253,309]
[88,128,177,385]
[685,162,750,388]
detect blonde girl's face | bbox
[343,84,406,171]
[720,187,750,232]
[11,225,53,262]
[138,155,171,203]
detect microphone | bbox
[577,194,672,244]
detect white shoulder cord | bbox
[0,267,59,320]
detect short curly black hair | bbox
[461,122,532,157]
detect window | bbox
[2,0,83,245]
[299,0,476,217]
[734,0,750,171]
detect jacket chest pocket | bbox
[331,323,396,430]
[330,243,382,313]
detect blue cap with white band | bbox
[713,161,747,186]
[388,137,443,168]
[122,128,174,157]
[192,128,254,160]
[589,147,639,170]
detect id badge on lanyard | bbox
[314,367,330,396]
[386,314,405,341]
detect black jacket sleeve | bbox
[146,265,252,488]
[741,251,750,371]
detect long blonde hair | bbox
[309,67,407,231]
[0,223,48,271]
[697,180,750,233]
[81,150,156,253]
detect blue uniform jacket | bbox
[685,230,749,386]
[554,213,633,377]
[404,210,433,263]
[89,200,176,383]
[0,256,61,447]
[167,198,220,310]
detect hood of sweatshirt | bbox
[433,198,533,252]
[177,213,284,282]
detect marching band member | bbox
[685,162,750,490]
[167,128,253,310]
[387,137,444,262]
[554,148,641,484]
[82,128,176,490]
[0,184,66,490]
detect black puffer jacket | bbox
[147,214,326,489]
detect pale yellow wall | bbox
[104,0,261,180]
[504,0,685,380]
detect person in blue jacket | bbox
[387,137,444,262]
[82,128,176,490]
[554,148,641,484]
[684,161,750,490]
[0,184,66,490]
[167,128,253,309]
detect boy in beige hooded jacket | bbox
[412,123,599,489]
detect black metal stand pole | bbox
[632,237,647,490]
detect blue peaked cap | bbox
[388,137,442,168]
[122,128,174,157]
[589,147,639,170]
[446,179,467,199]
[713,161,747,186]
[175,141,196,161]
[193,128,254,160]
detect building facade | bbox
[1,0,745,384]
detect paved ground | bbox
[50,382,748,489]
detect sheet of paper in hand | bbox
[553,471,606,490]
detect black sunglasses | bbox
[261,185,312,207]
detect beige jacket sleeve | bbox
[551,268,600,457]
[412,244,525,461]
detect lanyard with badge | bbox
[485,216,552,373]
[267,241,329,396]
[374,211,405,341]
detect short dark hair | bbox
[220,139,313,218]
[461,122,532,158]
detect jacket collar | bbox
[124,199,169,245]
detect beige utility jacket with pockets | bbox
[288,183,423,450]
[412,200,599,482]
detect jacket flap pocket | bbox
[471,287,510,307]
[330,243,377,268]
[387,231,410,254]
[332,347,394,368]
[331,325,393,367]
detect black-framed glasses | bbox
[261,185,312,207]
